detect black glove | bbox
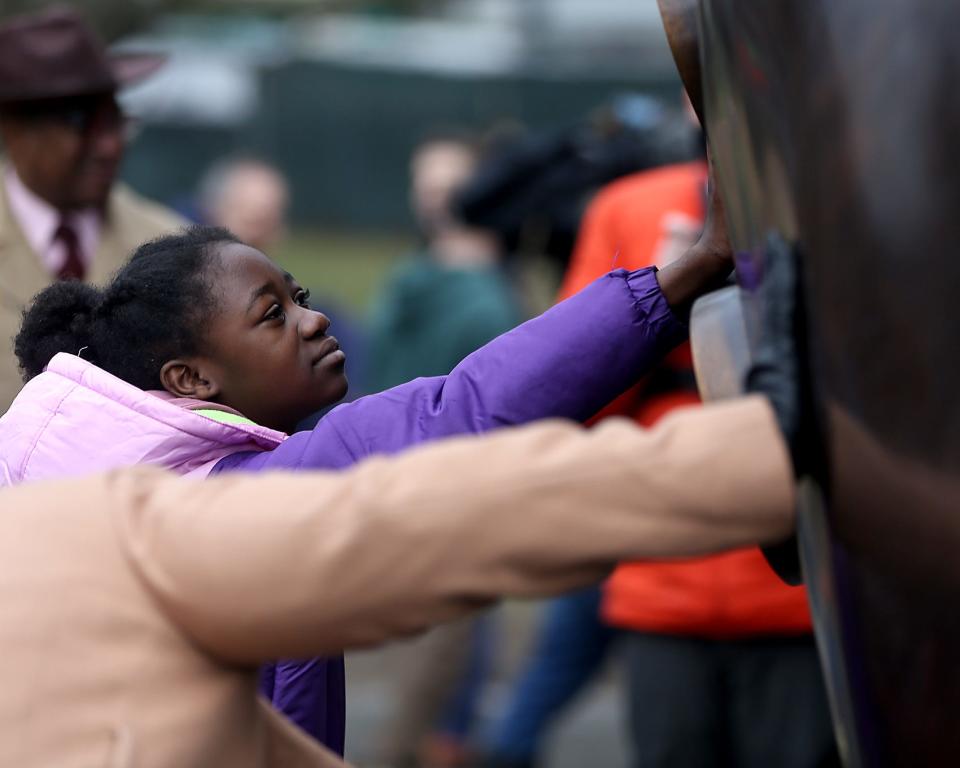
[746,234,804,466]
[745,233,818,585]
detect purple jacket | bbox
[211,267,686,752]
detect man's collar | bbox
[4,166,58,259]
[3,166,101,270]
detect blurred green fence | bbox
[121,58,680,230]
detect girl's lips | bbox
[312,336,344,366]
[319,349,347,367]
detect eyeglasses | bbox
[53,105,141,142]
[10,97,140,141]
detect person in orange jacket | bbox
[557,158,837,768]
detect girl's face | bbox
[186,242,348,432]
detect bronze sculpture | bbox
[658,1,960,765]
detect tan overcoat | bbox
[0,168,183,411]
[0,397,795,767]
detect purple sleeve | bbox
[268,657,346,754]
[219,267,685,748]
[217,267,686,474]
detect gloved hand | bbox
[745,232,818,585]
[745,232,816,475]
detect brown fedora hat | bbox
[0,6,166,105]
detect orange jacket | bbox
[560,162,812,638]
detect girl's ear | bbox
[159,360,221,400]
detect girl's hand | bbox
[655,157,733,316]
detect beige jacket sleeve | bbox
[112,395,794,665]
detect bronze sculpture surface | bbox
[658,1,960,765]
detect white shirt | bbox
[4,168,100,277]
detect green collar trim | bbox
[195,408,259,428]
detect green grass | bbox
[272,229,415,313]
[273,228,565,321]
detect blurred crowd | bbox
[0,5,836,768]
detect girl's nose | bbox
[300,308,331,339]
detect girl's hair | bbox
[15,225,239,389]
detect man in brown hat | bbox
[0,5,183,411]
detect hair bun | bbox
[14,281,103,381]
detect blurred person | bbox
[0,384,799,767]
[1,188,734,760]
[368,133,523,393]
[477,113,703,768]
[367,133,523,768]
[0,6,182,412]
[549,151,836,767]
[453,95,700,270]
[478,104,698,768]
[199,156,290,252]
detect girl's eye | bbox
[264,304,284,322]
[295,289,311,308]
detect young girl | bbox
[1,223,729,752]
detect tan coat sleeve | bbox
[112,395,794,664]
